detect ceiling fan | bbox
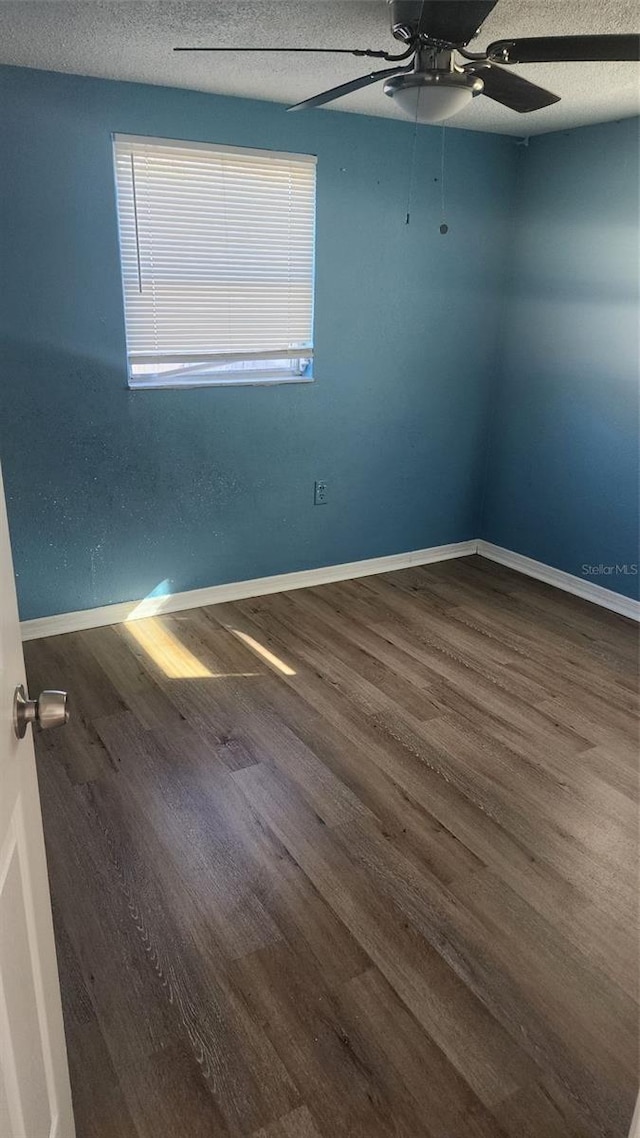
[174,0,640,124]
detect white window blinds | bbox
[113,134,316,387]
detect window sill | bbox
[128,374,315,391]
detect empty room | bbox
[0,2,639,1136]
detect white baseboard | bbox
[20,537,639,640]
[477,540,640,622]
[20,540,477,641]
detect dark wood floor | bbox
[26,556,638,1138]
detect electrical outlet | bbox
[314,480,328,505]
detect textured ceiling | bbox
[0,1,638,134]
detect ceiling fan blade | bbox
[392,1,498,45]
[287,63,413,112]
[467,62,560,112]
[486,34,640,64]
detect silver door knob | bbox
[13,684,69,739]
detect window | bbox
[113,134,316,389]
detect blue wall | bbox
[2,67,637,619]
[482,118,640,600]
[0,65,516,620]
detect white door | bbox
[0,463,75,1138]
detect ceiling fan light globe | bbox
[384,72,483,123]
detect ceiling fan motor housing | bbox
[388,0,423,42]
[388,0,501,45]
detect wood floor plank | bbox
[233,939,426,1138]
[378,561,638,707]
[232,759,542,1111]
[331,814,634,1136]
[50,907,140,1138]
[39,725,299,1134]
[252,1105,323,1138]
[340,967,510,1138]
[65,1017,140,1138]
[245,669,486,888]
[28,557,638,1138]
[208,598,631,921]
[415,715,636,903]
[494,1081,599,1138]
[92,709,285,963]
[212,588,639,996]
[36,763,232,1138]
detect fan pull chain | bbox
[405,107,420,225]
[405,0,426,227]
[439,126,449,234]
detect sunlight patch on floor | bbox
[229,628,296,676]
[124,617,258,680]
